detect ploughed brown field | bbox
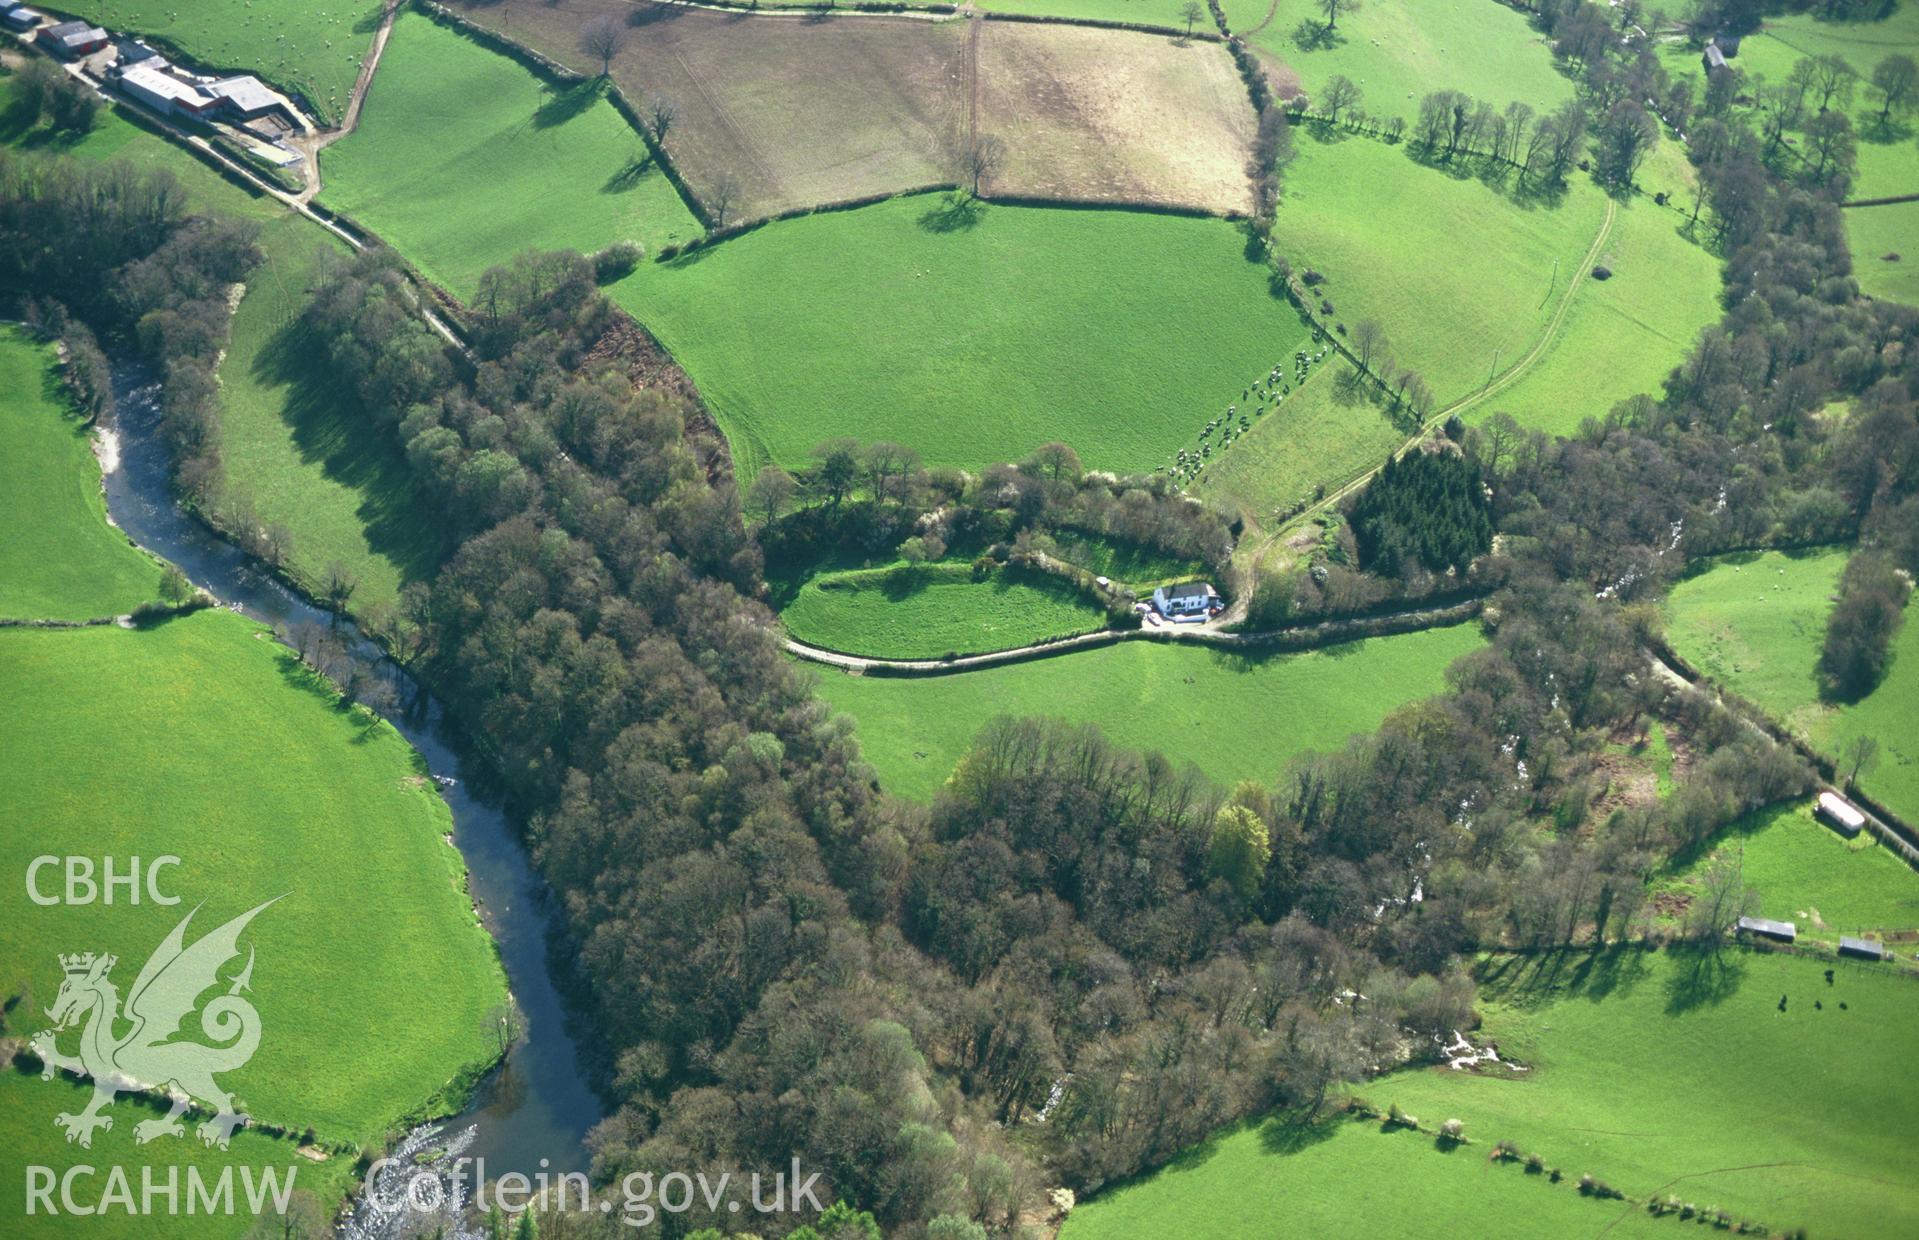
[446,0,1254,220]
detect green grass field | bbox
[0,614,507,1147]
[1046,532,1206,590]
[320,10,700,298]
[809,620,1484,800]
[1061,1104,1653,1238]
[0,1071,356,1238]
[0,327,161,620]
[214,216,446,609]
[1475,193,1723,437]
[1661,802,1919,941]
[51,0,383,126]
[781,561,1107,658]
[1275,131,1594,408]
[1664,547,1919,826]
[1221,0,1574,122]
[1379,948,1919,1238]
[617,195,1314,477]
[1194,358,1404,522]
[1271,133,1717,433]
[1849,200,1919,305]
[1071,947,1919,1238]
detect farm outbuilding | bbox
[118,65,216,119]
[1815,791,1866,839]
[203,75,302,130]
[41,18,107,58]
[1703,43,1728,73]
[1,4,45,32]
[1737,916,1797,943]
[109,37,163,76]
[1839,937,1888,962]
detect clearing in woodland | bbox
[1664,546,1919,827]
[1069,948,1919,1239]
[809,621,1484,801]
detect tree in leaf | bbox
[1207,803,1271,911]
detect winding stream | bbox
[98,366,602,1216]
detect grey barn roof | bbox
[205,76,281,114]
[1839,936,1887,960]
[1737,915,1796,940]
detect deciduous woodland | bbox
[3,0,1918,1236]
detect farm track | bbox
[288,0,400,205]
[785,595,1484,675]
[1244,194,1619,569]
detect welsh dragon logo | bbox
[29,899,279,1150]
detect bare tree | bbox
[749,465,797,527]
[1842,735,1881,790]
[1350,318,1388,376]
[1687,851,1755,947]
[1320,74,1362,126]
[708,172,740,228]
[1180,0,1205,36]
[1318,0,1359,32]
[578,16,628,77]
[959,134,1005,197]
[648,93,677,142]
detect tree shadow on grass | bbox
[604,151,654,193]
[1256,1108,1345,1156]
[1475,943,1655,1009]
[1860,114,1914,153]
[251,317,445,588]
[1290,20,1345,52]
[918,193,985,234]
[533,79,604,130]
[1662,943,1747,1015]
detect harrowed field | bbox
[49,0,382,126]
[1664,547,1919,826]
[810,621,1484,800]
[781,561,1108,659]
[444,0,1259,221]
[616,195,1316,476]
[0,328,160,621]
[0,614,508,1150]
[320,9,701,299]
[1068,948,1919,1238]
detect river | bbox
[98,366,603,1227]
